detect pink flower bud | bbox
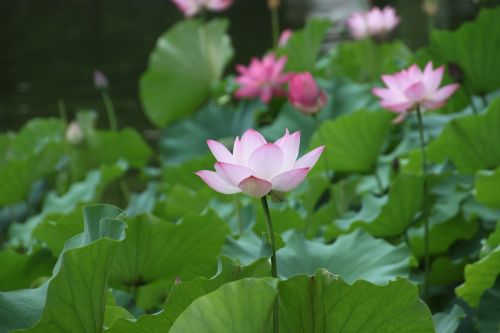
[93,70,109,90]
[65,121,84,145]
[278,29,293,48]
[288,72,328,115]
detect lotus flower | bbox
[347,6,400,39]
[171,0,232,17]
[278,29,293,47]
[235,53,291,104]
[288,72,328,115]
[372,62,460,123]
[196,129,324,198]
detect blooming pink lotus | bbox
[288,72,328,115]
[347,6,400,39]
[235,53,291,104]
[171,0,232,17]
[372,62,460,123]
[196,129,324,198]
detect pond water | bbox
[0,0,496,132]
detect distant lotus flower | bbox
[372,62,460,123]
[347,6,400,39]
[171,0,232,17]
[288,72,328,115]
[65,121,84,145]
[278,29,293,47]
[93,70,109,90]
[235,53,291,104]
[196,129,324,198]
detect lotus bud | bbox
[65,121,84,145]
[93,70,109,90]
[267,0,280,10]
[288,72,328,115]
[423,0,439,17]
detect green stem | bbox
[235,196,243,235]
[271,8,280,49]
[261,196,279,333]
[58,100,67,123]
[416,106,430,302]
[101,90,118,131]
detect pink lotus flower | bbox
[347,6,400,39]
[235,53,291,104]
[372,62,460,123]
[171,0,232,17]
[196,129,324,198]
[278,29,293,47]
[288,72,328,115]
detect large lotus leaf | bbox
[278,19,330,72]
[428,97,500,174]
[477,277,500,333]
[433,305,465,333]
[72,128,152,180]
[427,7,500,95]
[409,215,478,258]
[0,249,55,291]
[278,270,434,333]
[277,229,410,284]
[10,163,125,251]
[0,142,64,205]
[140,19,233,127]
[327,174,423,238]
[310,109,393,173]
[170,278,278,333]
[159,103,255,165]
[106,257,270,332]
[110,211,230,287]
[475,167,500,209]
[1,118,64,162]
[481,221,500,258]
[330,39,413,83]
[0,205,125,332]
[456,245,500,307]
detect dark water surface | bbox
[0,0,497,132]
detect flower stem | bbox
[416,106,430,302]
[261,195,279,333]
[100,89,118,131]
[271,8,280,49]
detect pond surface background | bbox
[0,0,497,132]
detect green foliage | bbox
[475,167,500,209]
[330,39,413,83]
[327,175,423,237]
[310,109,393,173]
[110,211,230,287]
[432,305,465,333]
[170,278,278,332]
[278,270,434,333]
[429,97,500,173]
[0,205,125,332]
[279,19,331,72]
[427,6,500,95]
[277,229,410,283]
[140,19,234,127]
